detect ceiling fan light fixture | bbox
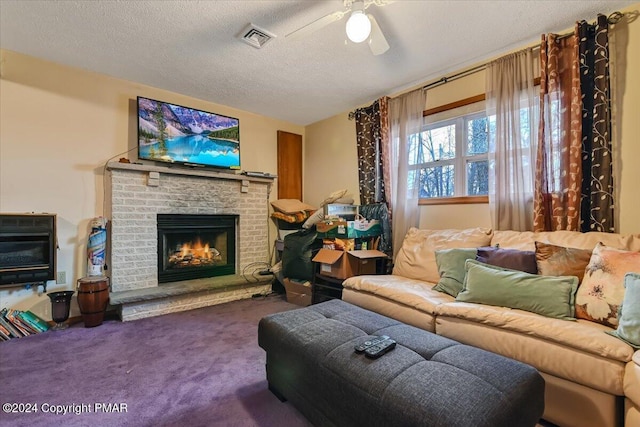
[345,5,371,43]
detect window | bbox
[409,110,489,200]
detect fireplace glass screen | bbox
[0,237,48,268]
[157,214,237,283]
[164,231,228,270]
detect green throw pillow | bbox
[456,259,579,320]
[433,248,478,297]
[607,273,640,349]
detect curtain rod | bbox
[348,11,625,119]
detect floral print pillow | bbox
[575,243,640,328]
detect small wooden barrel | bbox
[77,276,110,327]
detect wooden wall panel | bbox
[277,130,302,200]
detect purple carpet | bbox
[0,294,313,427]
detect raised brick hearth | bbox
[106,162,274,320]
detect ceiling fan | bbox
[286,0,392,56]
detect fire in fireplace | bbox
[157,214,237,283]
[168,237,223,269]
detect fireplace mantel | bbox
[106,161,275,184]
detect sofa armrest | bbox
[625,351,640,407]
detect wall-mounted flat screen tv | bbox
[137,96,240,170]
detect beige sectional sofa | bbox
[342,227,640,427]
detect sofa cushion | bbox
[625,351,640,408]
[535,241,592,283]
[607,273,640,349]
[302,208,324,229]
[342,274,454,316]
[476,246,537,274]
[270,199,316,214]
[302,189,349,229]
[438,301,633,363]
[436,304,632,395]
[392,227,492,283]
[319,189,348,206]
[433,248,477,297]
[576,243,640,328]
[491,229,635,252]
[457,260,578,320]
[630,236,640,252]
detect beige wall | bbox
[304,111,360,207]
[304,2,640,235]
[613,4,640,235]
[0,50,304,317]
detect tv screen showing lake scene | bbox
[137,97,240,169]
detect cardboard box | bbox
[282,278,312,306]
[316,219,381,239]
[312,249,388,280]
[316,220,348,237]
[347,219,382,238]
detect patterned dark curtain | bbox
[354,100,387,205]
[353,98,393,259]
[533,13,616,232]
[578,15,615,232]
[379,97,390,210]
[533,32,582,231]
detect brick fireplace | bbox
[106,162,274,320]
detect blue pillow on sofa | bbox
[607,273,640,349]
[456,259,579,320]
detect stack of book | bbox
[0,308,50,341]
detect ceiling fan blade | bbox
[367,14,389,55]
[286,10,346,40]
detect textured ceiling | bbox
[0,0,635,125]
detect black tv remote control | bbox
[365,338,397,359]
[354,335,390,353]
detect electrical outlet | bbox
[57,271,67,284]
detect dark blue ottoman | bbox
[258,299,544,427]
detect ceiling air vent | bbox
[238,24,276,49]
